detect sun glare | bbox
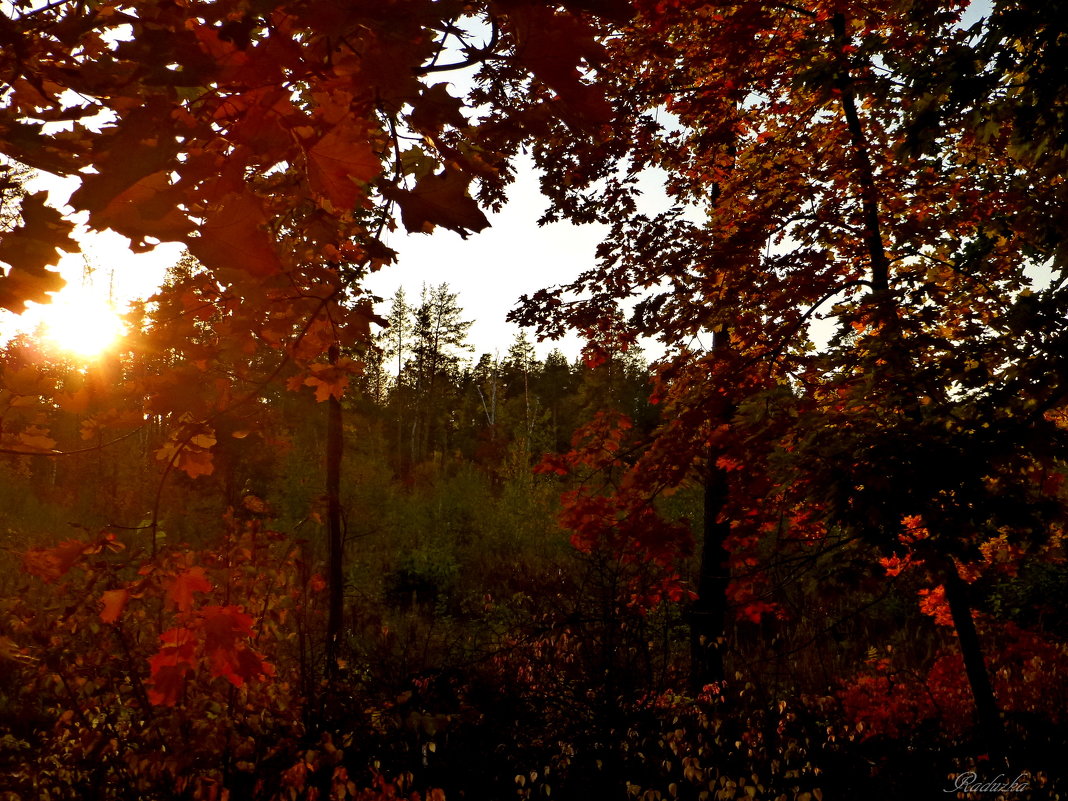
[40,292,126,359]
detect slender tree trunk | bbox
[689,446,731,691]
[832,12,1003,750]
[942,560,1004,753]
[690,329,733,692]
[325,344,344,677]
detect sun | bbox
[39,290,126,359]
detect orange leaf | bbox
[165,566,213,612]
[304,370,349,403]
[156,434,216,479]
[177,446,216,479]
[307,120,381,211]
[100,589,130,624]
[22,539,88,582]
[0,192,72,312]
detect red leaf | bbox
[187,191,283,278]
[510,7,614,128]
[90,170,192,244]
[201,605,274,687]
[147,662,191,707]
[165,566,213,612]
[307,120,381,211]
[100,589,130,624]
[147,627,197,706]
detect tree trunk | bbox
[942,560,1004,754]
[690,328,733,692]
[325,344,344,677]
[689,447,731,692]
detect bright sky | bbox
[2,160,632,363]
[370,159,609,360]
[1,172,184,357]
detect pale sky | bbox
[2,160,643,363]
[371,160,608,361]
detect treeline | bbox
[368,283,653,471]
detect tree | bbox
[407,283,473,462]
[534,349,578,452]
[382,288,414,381]
[502,330,537,448]
[515,0,1068,751]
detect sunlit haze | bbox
[32,285,125,359]
[3,161,674,363]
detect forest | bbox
[1,0,1067,798]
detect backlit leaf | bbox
[165,566,213,612]
[99,589,130,624]
[388,170,490,239]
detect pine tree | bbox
[408,283,473,463]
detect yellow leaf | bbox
[189,432,216,449]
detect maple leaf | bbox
[409,83,467,134]
[200,605,274,687]
[156,425,217,479]
[147,629,197,706]
[54,386,92,414]
[918,585,954,627]
[170,445,216,478]
[509,6,613,129]
[22,539,88,583]
[147,662,191,707]
[2,363,57,398]
[164,566,213,612]
[0,192,74,312]
[99,589,130,624]
[68,98,181,231]
[302,358,359,402]
[386,170,490,239]
[307,120,381,211]
[186,191,283,278]
[90,170,192,245]
[222,86,302,156]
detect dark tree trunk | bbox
[325,344,344,677]
[832,12,1004,752]
[690,328,734,692]
[689,448,732,692]
[942,560,1004,754]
